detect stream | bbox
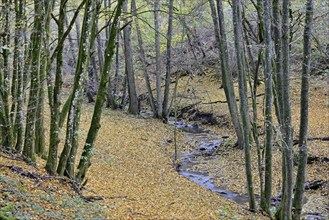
[169,119,327,220]
[168,120,253,206]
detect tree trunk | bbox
[0,0,14,150]
[65,1,101,178]
[232,0,256,211]
[57,0,100,177]
[111,25,121,107]
[123,0,139,115]
[46,0,67,174]
[76,0,124,182]
[272,1,287,218]
[14,0,26,152]
[293,0,314,219]
[35,0,54,156]
[132,0,156,115]
[105,2,119,109]
[261,0,274,212]
[46,0,86,175]
[162,0,174,119]
[210,0,244,149]
[279,0,294,218]
[154,0,162,118]
[23,0,43,161]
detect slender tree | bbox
[46,0,87,174]
[232,0,256,211]
[35,0,55,156]
[23,0,43,161]
[132,0,157,115]
[0,0,14,150]
[57,0,100,177]
[13,0,26,152]
[162,0,174,118]
[76,0,124,182]
[293,0,314,219]
[46,0,68,174]
[154,0,162,118]
[279,0,294,218]
[261,0,274,212]
[208,0,243,149]
[272,1,287,218]
[123,0,139,114]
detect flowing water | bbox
[168,119,252,206]
[169,119,327,219]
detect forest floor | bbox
[0,71,328,219]
[168,70,328,219]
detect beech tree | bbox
[162,0,174,118]
[232,0,256,211]
[278,0,294,217]
[1,0,14,151]
[132,0,156,115]
[46,0,86,174]
[76,0,124,181]
[57,0,101,177]
[13,0,26,152]
[293,0,314,218]
[262,0,274,212]
[154,0,162,118]
[208,0,243,148]
[123,0,139,115]
[23,0,43,161]
[0,1,322,217]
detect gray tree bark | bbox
[123,0,139,115]
[13,0,26,152]
[76,0,124,182]
[0,0,14,150]
[132,0,156,115]
[210,0,244,149]
[46,0,67,174]
[162,0,174,119]
[57,0,100,177]
[293,0,314,219]
[232,0,256,211]
[262,0,274,212]
[154,0,162,118]
[23,0,43,161]
[279,0,294,218]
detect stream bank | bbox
[170,119,327,220]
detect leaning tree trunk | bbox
[293,0,314,219]
[65,0,101,178]
[132,0,156,115]
[57,0,100,177]
[162,0,174,119]
[232,0,256,211]
[45,0,86,175]
[209,0,243,149]
[76,0,124,182]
